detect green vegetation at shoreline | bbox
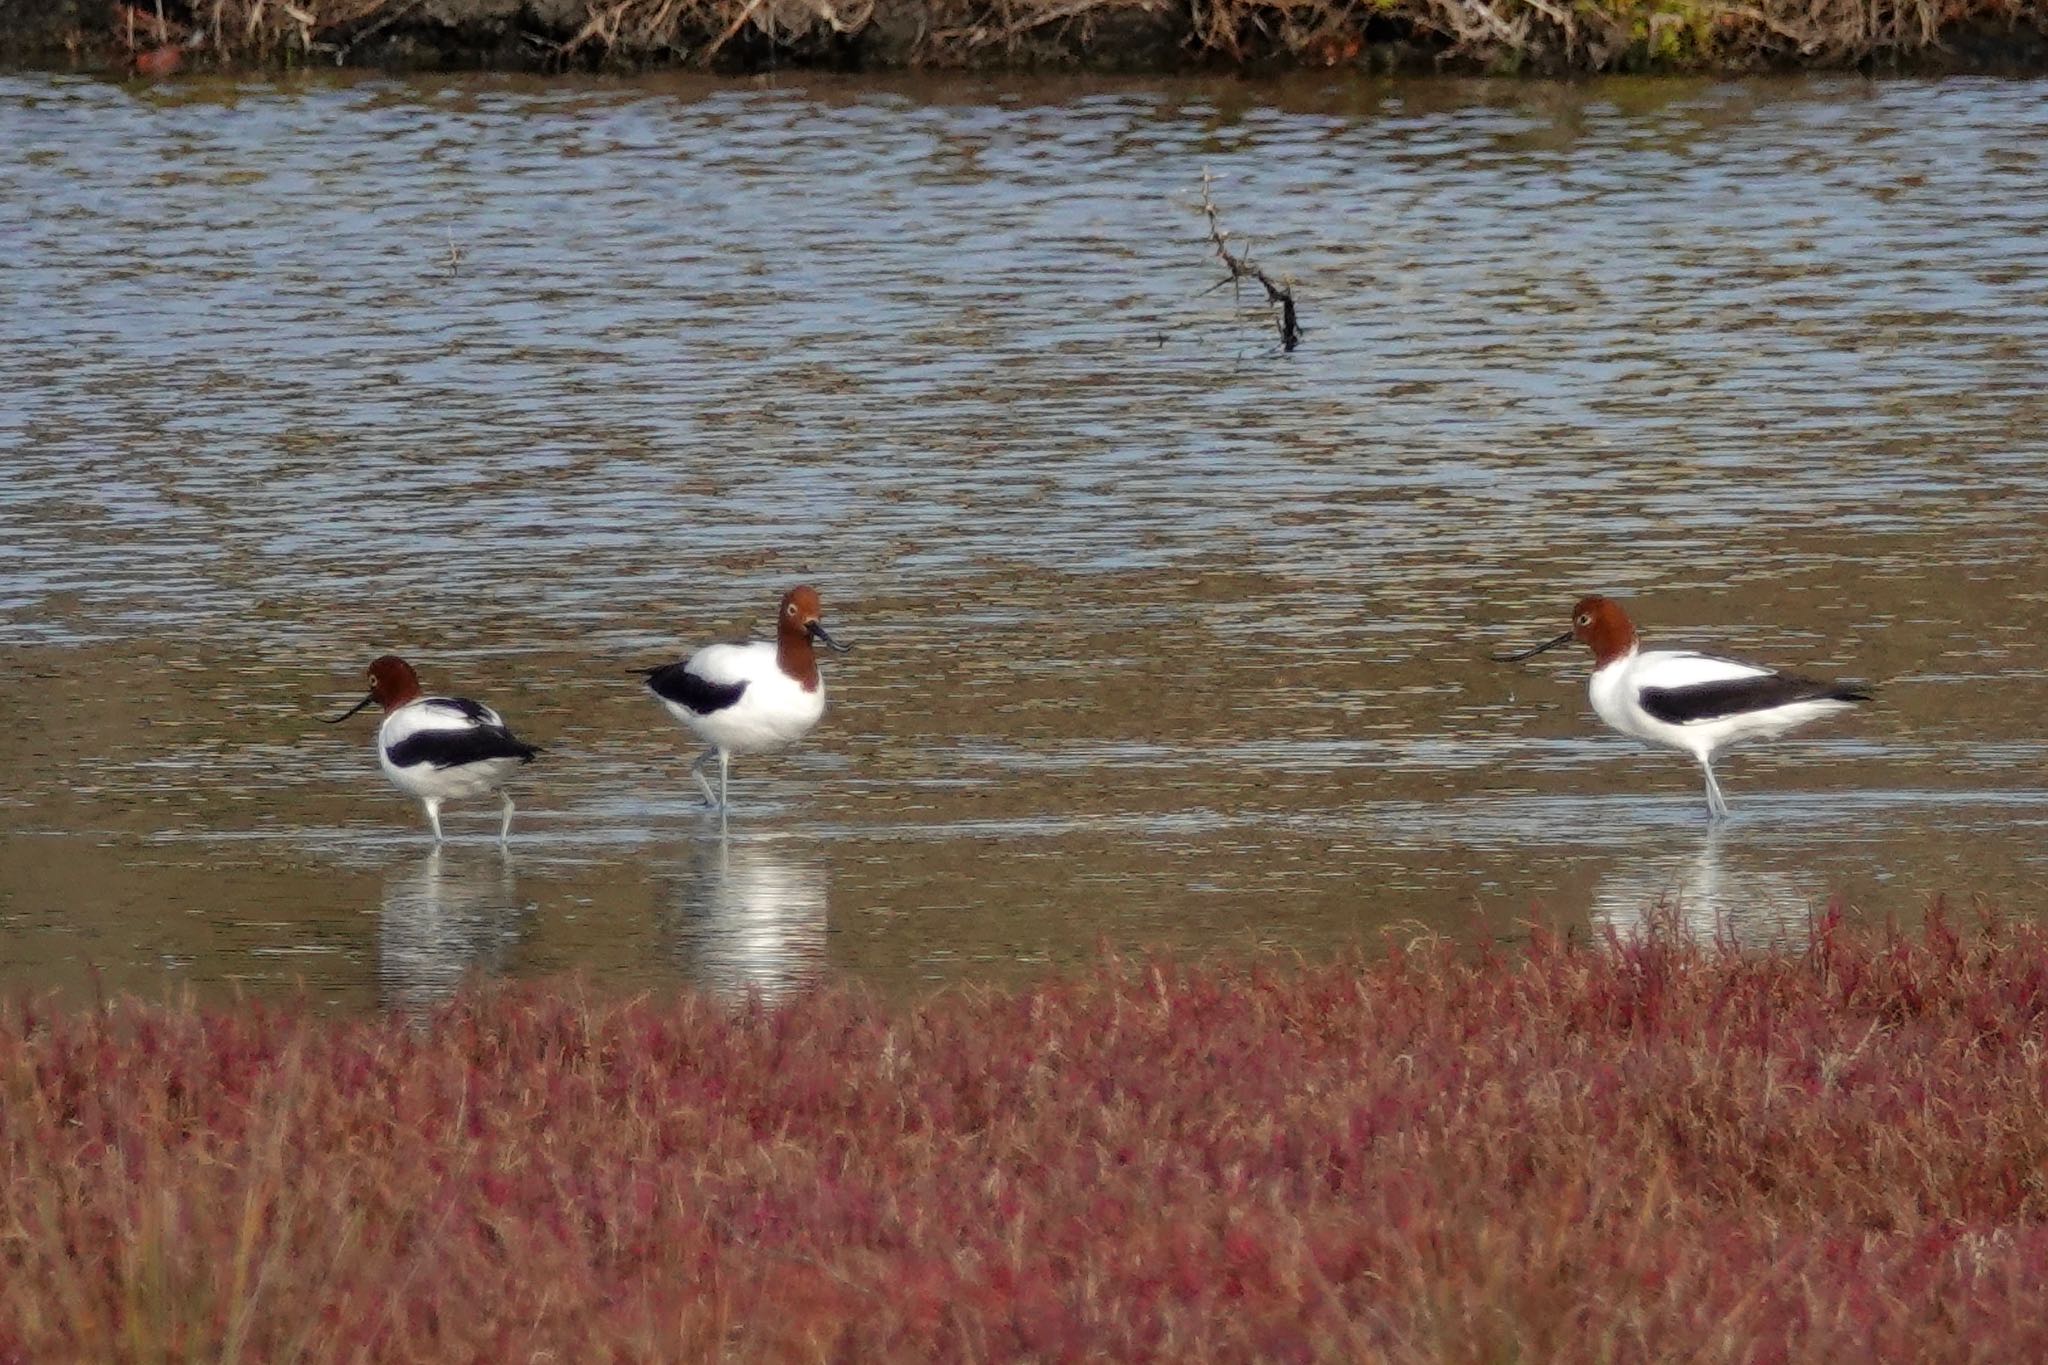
[6,910,2048,1359]
[13,0,2048,74]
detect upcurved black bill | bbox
[322,692,377,724]
[807,621,849,653]
[1492,630,1574,664]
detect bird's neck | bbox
[777,629,820,693]
[377,682,423,710]
[1590,639,1639,672]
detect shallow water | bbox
[5,69,2048,1008]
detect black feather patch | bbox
[387,726,540,770]
[1638,674,1871,726]
[644,663,747,715]
[423,696,496,724]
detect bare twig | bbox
[1198,169,1300,353]
[702,0,768,57]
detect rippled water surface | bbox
[6,69,2048,1008]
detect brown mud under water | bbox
[8,0,2048,76]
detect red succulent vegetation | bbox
[5,908,2048,1360]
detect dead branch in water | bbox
[1199,170,1300,353]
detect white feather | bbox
[1591,648,1853,759]
[682,641,774,690]
[1618,650,1771,693]
[377,698,525,802]
[660,641,826,756]
[380,698,502,746]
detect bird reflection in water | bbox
[378,849,533,1013]
[667,833,828,1003]
[1590,830,1819,947]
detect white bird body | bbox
[644,586,847,810]
[1588,647,1860,761]
[327,656,539,842]
[656,640,827,756]
[377,697,536,804]
[1504,596,1869,820]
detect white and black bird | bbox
[325,655,541,842]
[641,585,848,810]
[1496,595,1870,819]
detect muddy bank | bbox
[9,0,2048,74]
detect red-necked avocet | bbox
[324,655,541,842]
[1495,595,1870,820]
[641,585,849,810]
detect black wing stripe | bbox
[645,664,747,715]
[424,696,495,723]
[1638,675,1871,726]
[387,727,540,770]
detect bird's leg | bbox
[690,749,719,807]
[499,791,516,845]
[423,798,444,842]
[718,749,731,811]
[1702,760,1730,821]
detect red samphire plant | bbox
[4,908,2048,1361]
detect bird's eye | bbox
[1575,614,1591,627]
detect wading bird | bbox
[325,655,541,842]
[642,585,848,810]
[1496,596,1869,819]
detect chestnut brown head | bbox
[774,585,848,692]
[1493,596,1640,669]
[323,654,424,723]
